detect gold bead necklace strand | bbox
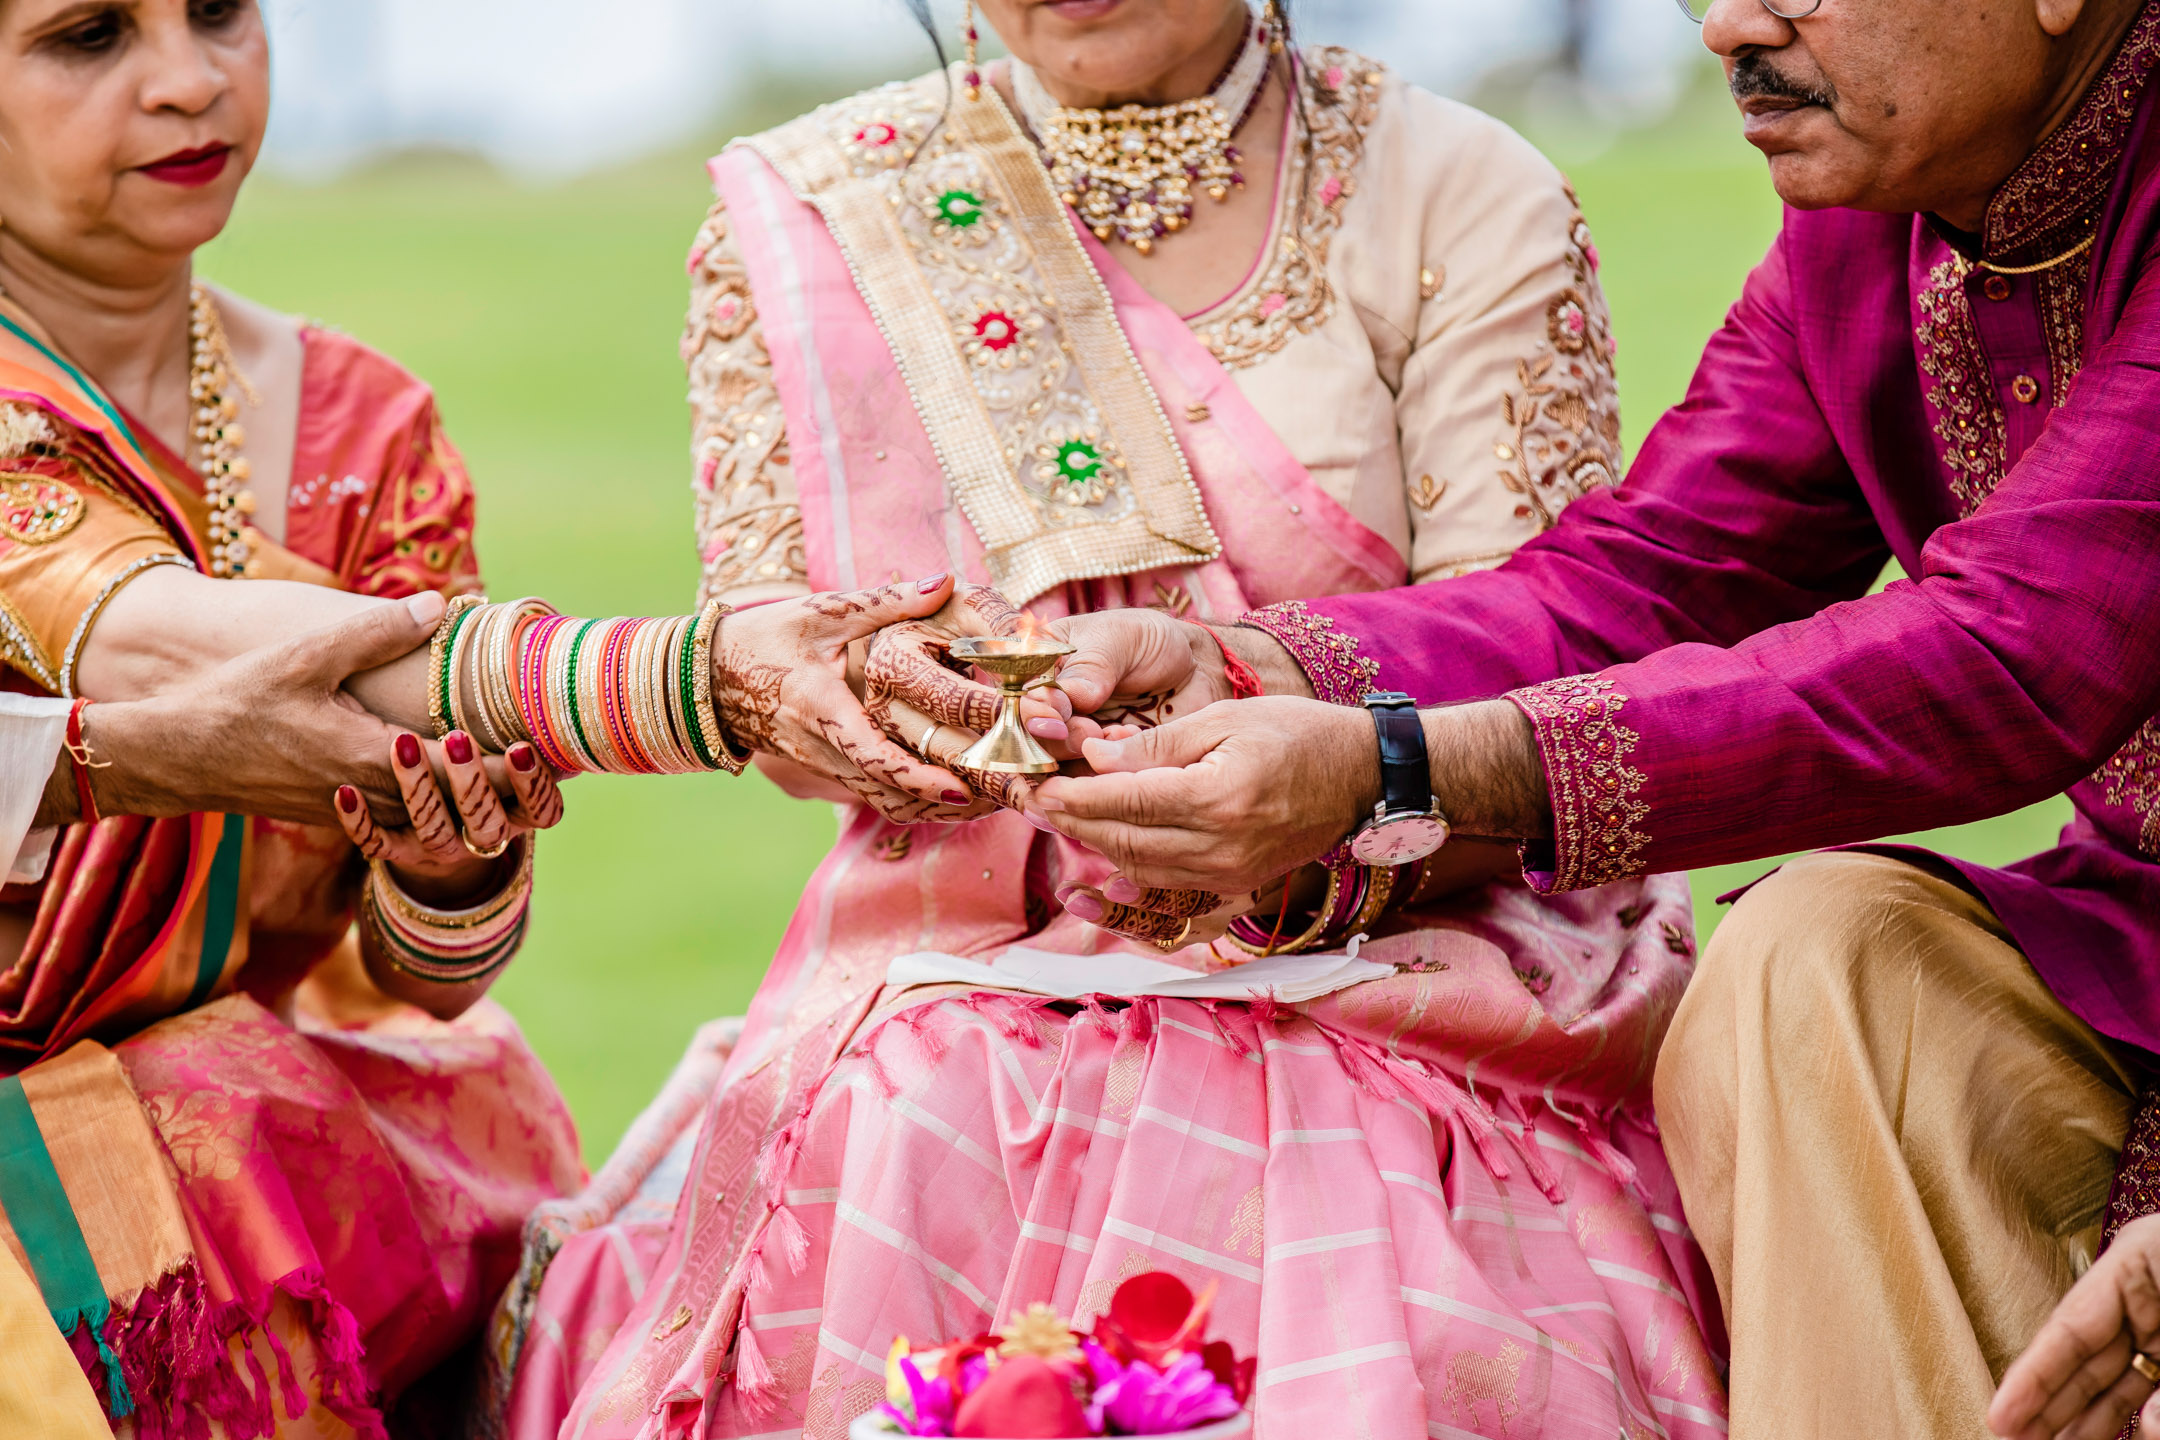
[188,282,260,578]
[1013,9,1276,254]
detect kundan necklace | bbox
[1013,10,1276,254]
[188,282,258,578]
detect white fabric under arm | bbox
[0,694,72,884]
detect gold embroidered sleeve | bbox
[0,405,188,694]
[685,198,807,609]
[1396,133,1622,584]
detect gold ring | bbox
[2133,1351,2160,1386]
[1152,918,1194,952]
[461,830,512,861]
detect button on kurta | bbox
[2012,374,2041,404]
[1983,274,2014,302]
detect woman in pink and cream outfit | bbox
[501,3,1728,1437]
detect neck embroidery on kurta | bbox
[1912,255,2016,516]
[1185,49,1383,371]
[744,68,1220,607]
[1913,2,2160,855]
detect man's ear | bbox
[2036,0,2090,39]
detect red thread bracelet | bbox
[64,698,102,825]
[1192,621,1265,700]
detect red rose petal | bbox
[1109,1272,1194,1346]
[952,1356,1090,1438]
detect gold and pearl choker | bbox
[188,282,258,578]
[1013,11,1275,254]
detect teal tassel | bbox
[64,1303,132,1418]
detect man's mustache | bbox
[1730,53,1837,108]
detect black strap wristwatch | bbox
[1349,692,1452,865]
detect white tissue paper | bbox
[885,943,1391,1004]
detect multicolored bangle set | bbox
[362,841,534,985]
[427,596,747,776]
[1222,861,1405,958]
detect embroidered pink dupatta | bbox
[519,99,1722,1440]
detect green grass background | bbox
[198,78,2070,1162]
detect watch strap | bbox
[1363,693,1432,817]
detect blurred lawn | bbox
[200,79,2068,1162]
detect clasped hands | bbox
[844,581,1399,946]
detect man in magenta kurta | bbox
[1000,0,2160,1435]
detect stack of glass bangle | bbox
[427,595,746,776]
[1223,862,1403,958]
[363,843,534,984]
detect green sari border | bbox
[0,1077,131,1416]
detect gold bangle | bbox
[429,594,486,738]
[691,598,746,775]
[1223,869,1342,959]
[1351,864,1396,936]
[367,838,532,930]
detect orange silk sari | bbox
[0,297,581,1440]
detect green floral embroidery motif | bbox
[1052,440,1101,485]
[934,189,988,228]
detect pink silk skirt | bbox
[505,873,1730,1440]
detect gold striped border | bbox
[746,71,1220,604]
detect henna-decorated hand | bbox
[712,577,994,824]
[1054,874,1258,951]
[332,729,563,907]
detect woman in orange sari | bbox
[0,6,1006,1432]
[0,1,587,1433]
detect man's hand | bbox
[1031,695,1382,893]
[712,577,994,824]
[57,594,449,828]
[1989,1213,2160,1440]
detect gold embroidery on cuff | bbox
[1239,599,1380,707]
[2095,715,2160,858]
[0,591,58,691]
[1508,674,1649,891]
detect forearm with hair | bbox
[1421,700,1552,840]
[73,564,433,732]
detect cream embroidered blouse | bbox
[685,51,1620,607]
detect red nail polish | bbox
[943,789,969,804]
[336,785,361,815]
[508,744,538,774]
[918,573,950,594]
[445,731,474,765]
[394,733,423,769]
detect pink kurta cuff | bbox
[1507,674,1651,894]
[1239,599,1383,706]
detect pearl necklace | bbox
[1014,12,1275,254]
[188,283,258,578]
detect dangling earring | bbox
[964,0,983,101]
[1263,0,1285,55]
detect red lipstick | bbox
[138,143,231,188]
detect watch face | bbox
[1350,813,1451,865]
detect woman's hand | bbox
[712,577,995,824]
[1989,1213,2160,1440]
[332,729,563,907]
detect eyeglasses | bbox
[1674,0,1824,20]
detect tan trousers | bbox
[1655,851,2140,1439]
